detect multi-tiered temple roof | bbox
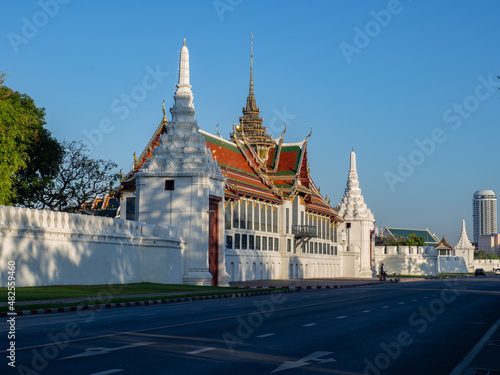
[120,39,340,221]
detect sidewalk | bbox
[228,277,428,288]
[1,278,380,317]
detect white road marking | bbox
[398,302,405,305]
[382,306,390,309]
[60,342,155,360]
[187,347,216,355]
[303,323,317,327]
[89,370,124,375]
[336,316,348,319]
[272,351,336,373]
[257,333,275,338]
[450,317,500,375]
[412,299,417,301]
[362,310,371,313]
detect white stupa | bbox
[338,149,375,222]
[454,218,475,272]
[135,40,226,286]
[338,149,375,277]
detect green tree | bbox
[474,250,500,260]
[0,73,63,207]
[12,126,64,207]
[403,233,426,246]
[36,141,120,212]
[0,73,50,204]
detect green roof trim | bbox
[203,133,240,153]
[385,228,439,245]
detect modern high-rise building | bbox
[473,190,497,243]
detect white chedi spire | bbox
[139,40,222,179]
[171,39,195,123]
[175,39,192,97]
[338,149,374,222]
[455,218,474,249]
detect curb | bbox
[0,289,296,318]
[239,282,377,290]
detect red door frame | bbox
[208,196,222,286]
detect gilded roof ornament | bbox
[162,99,167,122]
[304,127,313,143]
[280,122,287,139]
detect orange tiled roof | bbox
[121,126,341,221]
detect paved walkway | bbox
[229,277,381,288]
[0,290,226,307]
[2,278,388,307]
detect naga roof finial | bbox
[304,127,313,143]
[162,99,166,122]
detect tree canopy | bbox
[0,73,58,204]
[375,233,426,247]
[31,141,120,212]
[1,74,119,212]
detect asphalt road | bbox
[1,277,499,375]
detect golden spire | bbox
[183,38,186,46]
[250,33,254,96]
[162,99,166,122]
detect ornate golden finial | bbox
[280,122,287,138]
[304,127,313,143]
[133,152,138,169]
[183,38,186,46]
[250,33,254,96]
[216,123,222,138]
[162,99,166,122]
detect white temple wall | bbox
[473,259,500,272]
[437,256,468,274]
[225,250,343,282]
[374,246,438,276]
[454,249,474,272]
[0,205,183,287]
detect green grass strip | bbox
[0,282,242,303]
[0,289,287,313]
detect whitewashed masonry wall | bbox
[0,205,183,287]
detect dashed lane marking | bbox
[336,316,348,319]
[257,333,275,338]
[362,310,371,313]
[187,347,216,355]
[89,370,124,375]
[382,306,390,309]
[303,323,317,327]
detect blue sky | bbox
[1,0,499,244]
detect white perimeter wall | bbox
[374,246,439,276]
[474,259,500,272]
[225,250,343,282]
[0,206,183,287]
[438,256,468,273]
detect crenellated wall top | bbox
[0,205,182,240]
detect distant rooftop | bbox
[382,227,440,247]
